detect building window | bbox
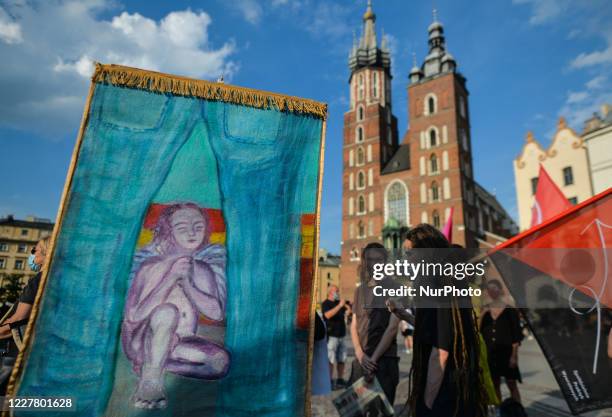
[357,171,366,189]
[460,129,468,150]
[387,182,408,225]
[531,177,539,195]
[0,258,5,269]
[431,181,440,202]
[358,106,364,121]
[432,210,441,228]
[425,93,437,115]
[358,221,365,238]
[14,259,24,270]
[356,126,364,143]
[357,147,365,166]
[372,72,378,98]
[563,166,574,186]
[350,247,360,260]
[17,243,27,253]
[0,243,7,252]
[429,129,437,147]
[430,154,438,174]
[358,195,366,214]
[459,96,466,118]
[568,197,578,205]
[21,229,28,236]
[358,74,364,100]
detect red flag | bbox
[531,164,572,227]
[442,206,454,243]
[489,189,612,414]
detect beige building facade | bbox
[316,249,340,304]
[582,104,612,195]
[0,215,54,283]
[514,117,593,230]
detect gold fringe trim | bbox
[92,63,327,120]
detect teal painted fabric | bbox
[15,81,323,417]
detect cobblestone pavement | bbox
[312,337,612,417]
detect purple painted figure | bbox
[122,202,230,409]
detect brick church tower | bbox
[340,0,399,297]
[339,5,517,298]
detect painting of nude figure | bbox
[121,202,230,409]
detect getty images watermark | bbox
[370,257,487,298]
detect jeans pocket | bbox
[96,84,169,132]
[223,104,282,145]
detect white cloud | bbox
[560,77,612,130]
[586,75,607,90]
[570,44,612,69]
[0,1,237,137]
[232,0,263,24]
[0,7,23,44]
[512,0,570,25]
[566,91,588,104]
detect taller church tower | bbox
[340,0,399,297]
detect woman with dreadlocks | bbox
[388,224,487,417]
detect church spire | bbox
[410,7,457,81]
[348,0,390,75]
[362,0,377,50]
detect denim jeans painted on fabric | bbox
[15,74,324,417]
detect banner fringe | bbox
[92,63,327,119]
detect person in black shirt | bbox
[0,236,49,339]
[0,236,50,394]
[350,243,400,406]
[480,279,523,404]
[322,285,350,389]
[388,225,486,417]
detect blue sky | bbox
[1,0,611,253]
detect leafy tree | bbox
[0,273,25,304]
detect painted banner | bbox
[490,188,612,415]
[8,64,326,417]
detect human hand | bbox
[170,257,192,280]
[509,355,518,368]
[360,354,378,373]
[339,298,346,307]
[386,298,398,312]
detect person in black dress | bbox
[480,279,523,404]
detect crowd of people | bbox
[315,224,527,417]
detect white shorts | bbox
[327,336,347,364]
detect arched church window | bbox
[430,129,437,147]
[358,221,365,238]
[431,181,440,202]
[358,106,365,121]
[358,74,364,100]
[430,154,438,174]
[432,210,441,228]
[357,171,366,189]
[356,126,364,143]
[386,182,407,225]
[372,72,378,98]
[428,97,436,114]
[357,146,365,165]
[358,195,366,214]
